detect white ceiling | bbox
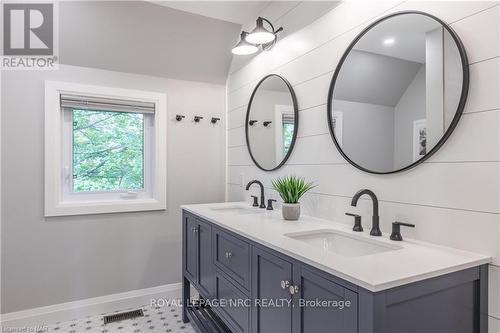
[150,1,270,24]
[355,14,441,63]
[334,50,422,107]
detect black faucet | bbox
[390,222,415,241]
[246,180,266,208]
[351,189,382,236]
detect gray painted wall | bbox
[393,65,426,169]
[425,27,445,149]
[59,1,240,84]
[331,50,429,171]
[1,65,225,313]
[443,31,464,128]
[333,99,395,172]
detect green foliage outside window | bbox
[283,123,294,156]
[72,109,144,192]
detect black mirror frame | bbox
[245,74,299,172]
[327,10,469,175]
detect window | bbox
[273,105,295,162]
[282,114,295,156]
[45,81,167,216]
[71,109,145,192]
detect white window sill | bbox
[46,199,166,217]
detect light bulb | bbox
[232,44,258,55]
[232,31,259,55]
[245,17,276,44]
[246,31,275,44]
[383,38,395,46]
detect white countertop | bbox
[181,202,491,292]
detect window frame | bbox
[273,104,295,162]
[45,81,167,216]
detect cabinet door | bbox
[252,247,293,333]
[214,272,251,333]
[197,219,214,297]
[184,214,198,283]
[292,265,358,333]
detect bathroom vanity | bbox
[181,8,485,333]
[181,202,490,333]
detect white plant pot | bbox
[282,203,301,221]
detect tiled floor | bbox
[45,304,196,333]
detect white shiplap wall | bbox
[225,1,500,330]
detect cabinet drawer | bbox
[214,271,251,333]
[213,228,251,291]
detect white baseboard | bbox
[0,282,182,329]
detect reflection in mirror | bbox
[246,75,298,171]
[329,12,468,174]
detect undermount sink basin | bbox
[285,229,402,257]
[210,206,263,215]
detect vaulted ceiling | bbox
[59,1,241,84]
[59,1,341,84]
[334,50,423,107]
[150,1,271,24]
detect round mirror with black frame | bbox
[327,11,469,174]
[245,74,299,171]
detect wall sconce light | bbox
[232,32,259,55]
[232,17,283,55]
[246,17,282,45]
[249,120,258,126]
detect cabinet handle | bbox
[192,227,198,233]
[225,251,233,259]
[289,285,300,295]
[280,280,290,289]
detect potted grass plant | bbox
[272,175,315,221]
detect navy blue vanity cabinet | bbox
[183,212,214,298]
[213,228,252,292]
[292,264,358,333]
[183,213,198,283]
[214,271,251,333]
[198,218,215,297]
[182,210,488,333]
[251,246,293,333]
[211,227,252,332]
[357,265,489,333]
[251,245,357,333]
